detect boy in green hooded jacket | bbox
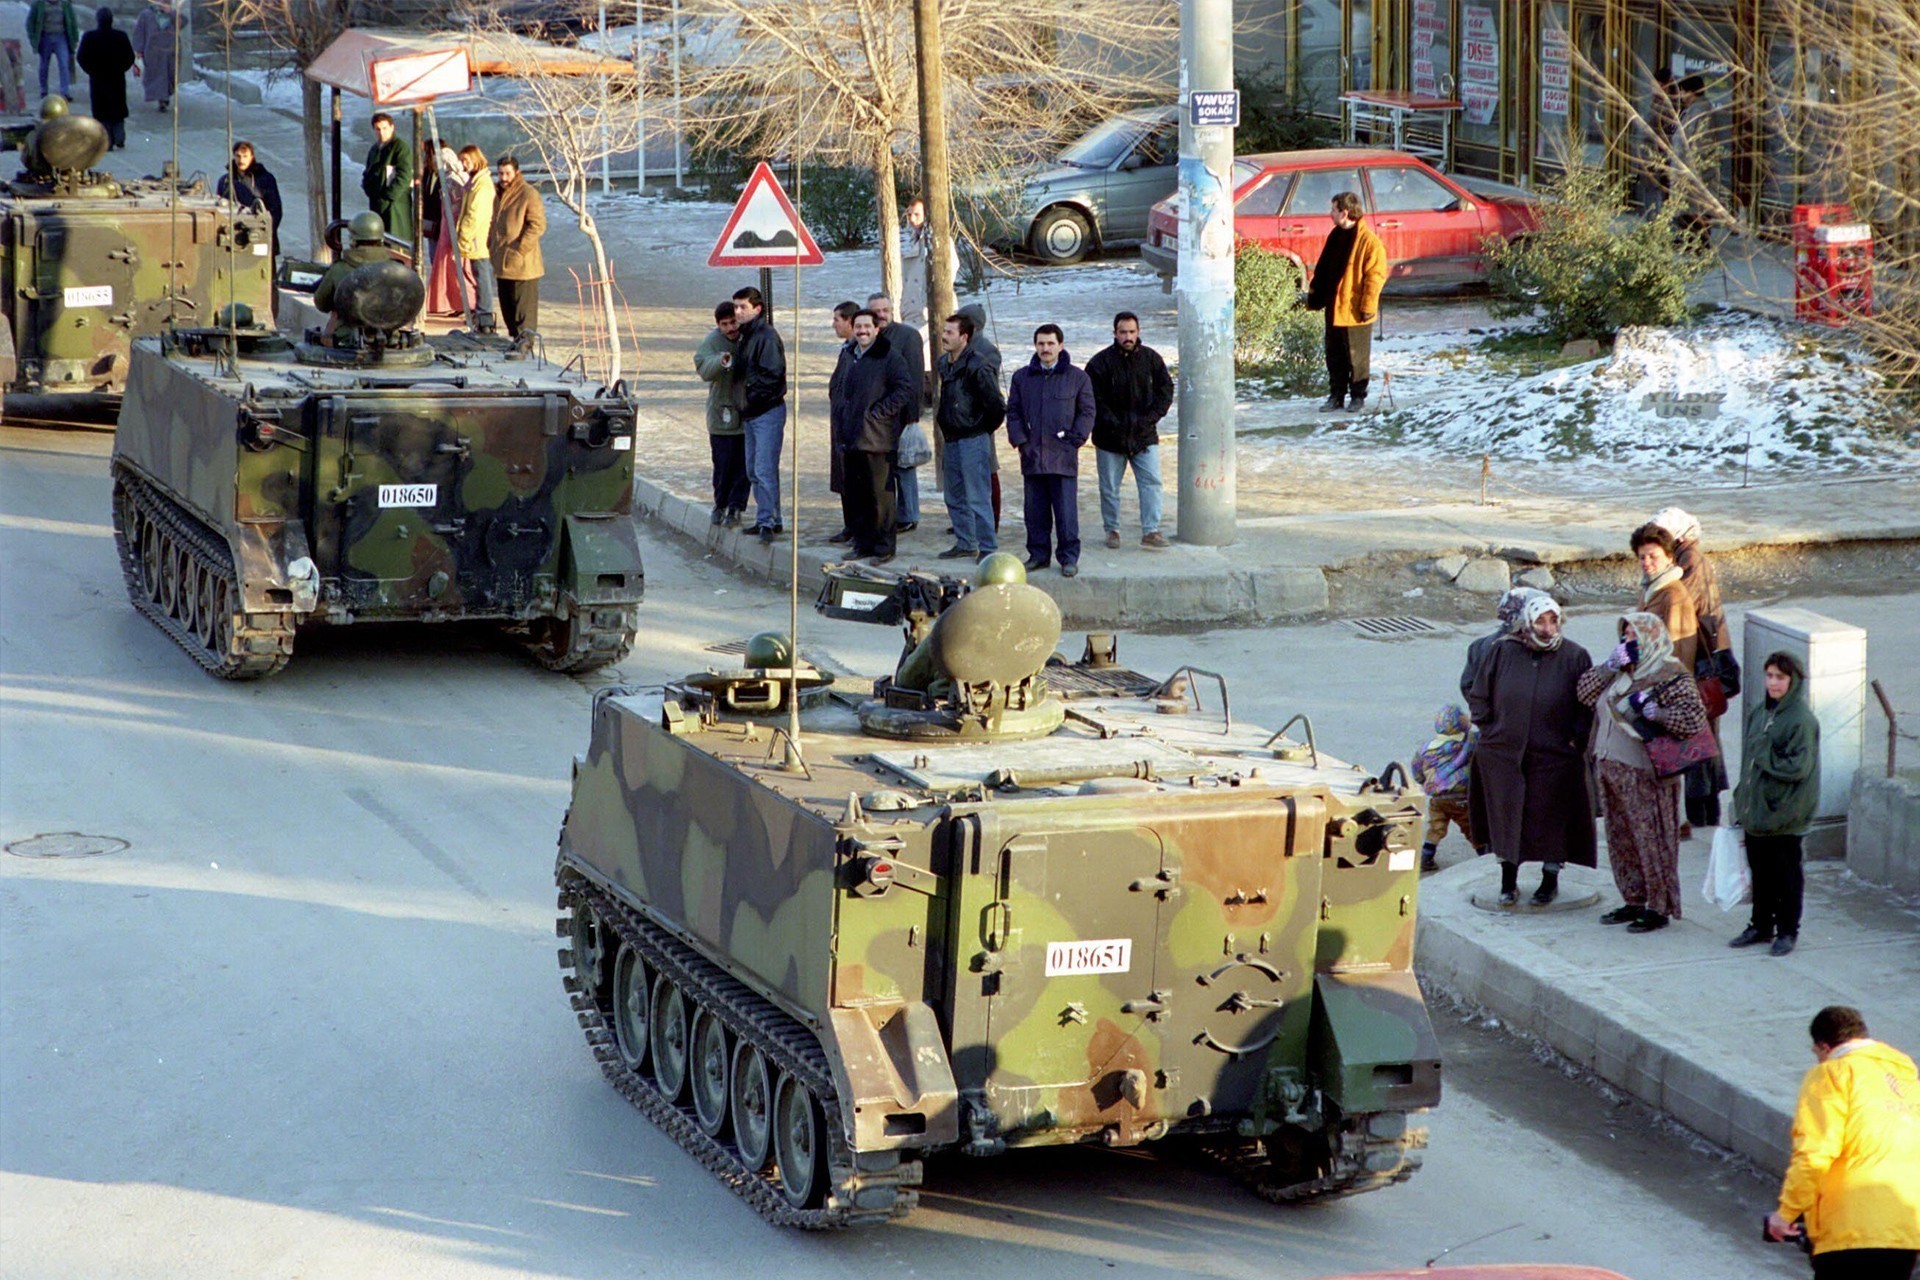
[1730,650,1820,956]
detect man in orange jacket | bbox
[1765,1006,1920,1279]
[1304,190,1388,414]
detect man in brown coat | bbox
[1304,190,1389,413]
[488,154,546,341]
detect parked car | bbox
[988,105,1179,264]
[1141,148,1542,287]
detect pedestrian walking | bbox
[1765,1006,1920,1277]
[1086,311,1173,551]
[935,311,1005,561]
[1412,704,1477,873]
[28,0,80,100]
[1467,593,1597,907]
[488,155,545,341]
[74,7,132,148]
[868,293,925,533]
[361,113,414,244]
[421,141,465,318]
[825,300,859,543]
[1576,610,1709,933]
[1652,505,1735,827]
[216,141,282,258]
[1005,324,1094,577]
[1730,651,1821,956]
[730,285,787,544]
[830,310,915,564]
[1460,587,1546,700]
[695,300,749,528]
[453,144,496,333]
[130,0,178,111]
[1304,190,1387,413]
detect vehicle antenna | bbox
[783,84,804,772]
[165,0,180,330]
[1424,1222,1524,1269]
[220,9,238,378]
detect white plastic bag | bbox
[1702,824,1752,911]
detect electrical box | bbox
[1742,607,1866,849]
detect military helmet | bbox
[39,94,70,120]
[744,630,794,669]
[973,552,1027,588]
[348,210,386,244]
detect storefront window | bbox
[1299,0,1343,113]
[1669,17,1738,204]
[1456,0,1502,141]
[1350,0,1374,92]
[1534,3,1602,165]
[1410,0,1454,99]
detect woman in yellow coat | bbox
[1304,190,1388,413]
[453,144,497,333]
[1766,1005,1920,1276]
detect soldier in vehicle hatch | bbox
[312,212,395,335]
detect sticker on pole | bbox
[708,161,825,268]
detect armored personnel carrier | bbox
[1,96,275,415]
[110,257,643,678]
[553,556,1438,1229]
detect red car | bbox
[1142,148,1541,286]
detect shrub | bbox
[798,166,877,249]
[1236,64,1338,153]
[1484,158,1713,343]
[1234,241,1322,386]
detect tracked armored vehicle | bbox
[554,556,1439,1229]
[110,257,643,678]
[2,96,275,415]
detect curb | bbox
[1414,861,1794,1175]
[632,473,1330,626]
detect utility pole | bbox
[1174,0,1236,546]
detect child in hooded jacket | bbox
[1413,704,1478,873]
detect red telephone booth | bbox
[1793,204,1875,326]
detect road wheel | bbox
[196,570,223,651]
[689,1008,731,1138]
[730,1042,774,1172]
[772,1071,827,1209]
[177,553,201,634]
[1030,206,1094,264]
[610,943,650,1074]
[206,576,234,658]
[649,973,690,1102]
[569,902,610,1010]
[140,522,166,605]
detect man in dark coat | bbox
[868,292,925,532]
[1468,595,1597,905]
[1085,310,1173,551]
[731,285,788,544]
[1005,323,1094,577]
[958,302,1004,527]
[361,112,414,244]
[830,310,915,564]
[217,141,283,257]
[75,7,133,148]
[825,300,859,540]
[935,311,1005,560]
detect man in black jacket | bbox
[824,300,859,543]
[217,141,284,258]
[731,286,788,544]
[869,292,925,532]
[935,312,1005,560]
[75,7,133,148]
[1085,311,1174,550]
[830,310,915,563]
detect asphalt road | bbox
[0,423,1835,1279]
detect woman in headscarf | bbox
[1459,586,1546,701]
[1468,593,1596,907]
[1731,651,1820,956]
[131,0,180,112]
[421,140,466,318]
[1577,611,1709,933]
[1652,505,1733,828]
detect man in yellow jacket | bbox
[1766,1006,1920,1278]
[1304,190,1388,414]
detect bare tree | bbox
[474,32,641,383]
[673,0,1178,298]
[202,0,360,261]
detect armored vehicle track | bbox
[1204,1111,1428,1203]
[558,873,921,1229]
[111,466,294,678]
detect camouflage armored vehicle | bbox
[110,257,643,678]
[553,555,1439,1228]
[1,96,275,416]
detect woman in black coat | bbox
[216,140,284,259]
[75,7,135,148]
[1468,593,1598,906]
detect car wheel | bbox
[1030,206,1094,265]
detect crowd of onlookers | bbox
[1415,507,1822,954]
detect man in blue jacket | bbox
[1005,324,1095,577]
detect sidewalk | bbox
[1415,855,1920,1175]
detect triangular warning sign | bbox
[708,162,826,268]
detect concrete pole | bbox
[671,0,685,189]
[600,0,611,194]
[1175,0,1236,546]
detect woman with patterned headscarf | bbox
[1577,611,1710,933]
[1459,586,1547,701]
[1651,505,1733,829]
[1468,593,1597,908]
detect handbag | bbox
[897,420,933,469]
[1696,673,1730,720]
[1646,719,1720,777]
[1701,824,1752,911]
[1695,614,1741,699]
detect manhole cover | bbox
[5,832,129,859]
[1348,616,1440,637]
